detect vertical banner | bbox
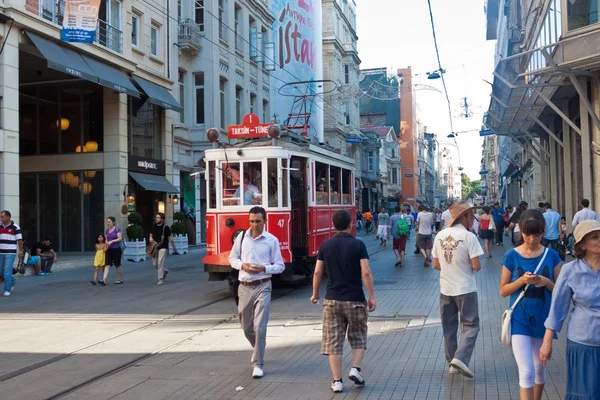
[61,0,102,43]
[271,0,323,141]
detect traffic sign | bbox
[479,129,494,137]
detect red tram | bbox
[202,114,356,285]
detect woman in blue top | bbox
[500,209,562,400]
[540,220,600,400]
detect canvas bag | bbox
[501,248,548,347]
[147,224,166,259]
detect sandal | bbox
[115,280,124,284]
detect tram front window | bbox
[222,162,263,206]
[342,169,352,205]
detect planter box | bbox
[124,238,146,262]
[170,234,189,255]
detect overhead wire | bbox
[426,0,463,170]
[140,0,366,135]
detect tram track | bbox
[37,286,297,400]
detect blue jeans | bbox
[542,239,559,250]
[0,254,16,293]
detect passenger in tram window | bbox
[316,182,328,205]
[268,178,278,207]
[233,173,262,205]
[330,183,340,205]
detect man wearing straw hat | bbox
[432,200,484,378]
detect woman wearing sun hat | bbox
[540,220,600,400]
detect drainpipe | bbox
[166,0,170,79]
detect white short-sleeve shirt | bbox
[432,224,484,296]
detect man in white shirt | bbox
[440,203,452,230]
[432,201,483,379]
[416,205,435,267]
[572,198,599,228]
[229,206,285,378]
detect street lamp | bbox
[479,164,489,175]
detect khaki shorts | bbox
[320,299,368,355]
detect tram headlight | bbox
[268,125,281,139]
[232,229,245,245]
[225,218,235,228]
[207,128,219,143]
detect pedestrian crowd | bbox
[0,210,179,295]
[322,199,599,399]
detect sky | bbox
[356,0,497,180]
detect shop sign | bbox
[227,114,272,139]
[128,155,166,176]
[61,0,102,44]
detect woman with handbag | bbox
[499,209,562,400]
[540,220,600,400]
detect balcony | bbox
[27,0,123,54]
[178,19,202,55]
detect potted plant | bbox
[170,211,188,254]
[124,212,146,262]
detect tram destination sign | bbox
[227,113,272,139]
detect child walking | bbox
[91,234,107,286]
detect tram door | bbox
[290,156,308,256]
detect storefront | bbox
[16,30,180,252]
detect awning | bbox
[129,172,179,193]
[27,32,97,83]
[80,54,140,98]
[131,76,183,112]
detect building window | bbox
[220,78,227,128]
[150,24,159,57]
[250,93,257,115]
[129,97,162,159]
[219,0,226,41]
[178,70,185,123]
[195,0,204,31]
[368,151,374,172]
[20,171,104,253]
[392,168,398,184]
[194,72,205,125]
[235,86,243,123]
[345,103,350,125]
[262,99,269,123]
[391,148,396,158]
[344,64,350,84]
[567,0,596,30]
[177,0,182,21]
[131,14,139,47]
[235,5,243,52]
[19,81,104,156]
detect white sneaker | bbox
[157,280,164,285]
[331,380,343,393]
[349,367,365,385]
[252,366,264,379]
[3,291,10,297]
[449,366,460,374]
[450,358,474,378]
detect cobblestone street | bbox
[0,233,569,399]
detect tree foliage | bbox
[460,174,481,199]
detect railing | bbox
[97,19,123,54]
[29,0,123,54]
[178,18,203,53]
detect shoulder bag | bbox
[147,224,166,258]
[230,230,246,305]
[501,247,549,347]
